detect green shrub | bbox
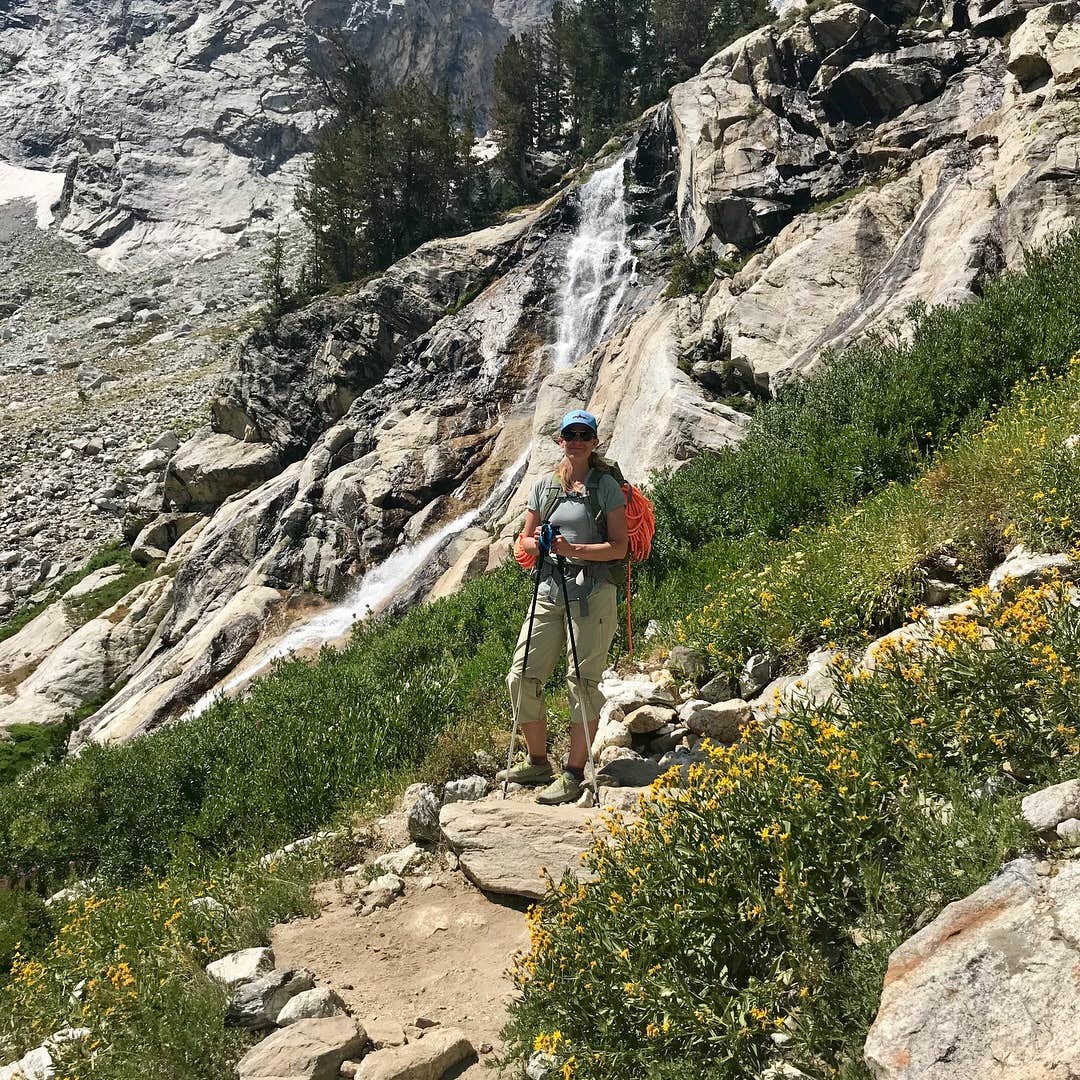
[507,578,1080,1077]
[648,231,1080,573]
[664,242,719,298]
[643,360,1080,679]
[0,564,530,887]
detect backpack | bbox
[513,459,656,651]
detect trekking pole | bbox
[503,528,551,799]
[555,553,600,804]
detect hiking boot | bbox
[496,758,555,787]
[536,771,583,806]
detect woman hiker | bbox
[499,410,629,805]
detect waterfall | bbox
[551,156,637,370]
[183,155,638,719]
[183,449,530,719]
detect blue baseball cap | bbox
[560,410,598,434]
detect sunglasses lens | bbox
[562,429,593,441]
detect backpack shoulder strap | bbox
[538,473,563,523]
[585,465,616,538]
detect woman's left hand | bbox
[551,535,575,557]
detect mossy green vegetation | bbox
[0,543,153,647]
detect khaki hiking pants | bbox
[506,581,618,729]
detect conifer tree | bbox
[259,229,291,321]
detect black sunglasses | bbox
[561,428,595,441]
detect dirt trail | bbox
[271,869,529,1076]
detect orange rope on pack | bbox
[622,483,656,562]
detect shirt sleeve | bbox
[526,478,546,513]
[598,473,626,512]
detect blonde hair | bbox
[557,449,602,493]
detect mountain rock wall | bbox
[669,0,1080,389]
[0,0,550,270]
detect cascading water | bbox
[186,156,638,717]
[551,155,637,370]
[184,448,530,718]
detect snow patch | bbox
[0,162,65,228]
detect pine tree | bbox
[259,229,291,322]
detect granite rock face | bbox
[669,0,1080,391]
[0,0,551,270]
[864,858,1080,1079]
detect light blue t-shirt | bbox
[527,470,625,592]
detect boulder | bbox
[206,947,275,992]
[665,645,707,679]
[439,800,596,899]
[227,968,316,1030]
[864,858,1080,1078]
[1058,818,1080,845]
[131,513,203,565]
[165,431,281,511]
[1020,778,1080,835]
[355,1026,475,1080]
[599,673,676,713]
[699,674,735,703]
[739,653,774,699]
[591,715,632,756]
[597,757,665,788]
[752,648,840,717]
[236,1016,369,1080]
[275,988,349,1027]
[988,544,1077,591]
[404,784,442,843]
[623,704,676,734]
[683,699,752,743]
[599,745,641,767]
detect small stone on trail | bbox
[442,775,488,803]
[357,874,404,916]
